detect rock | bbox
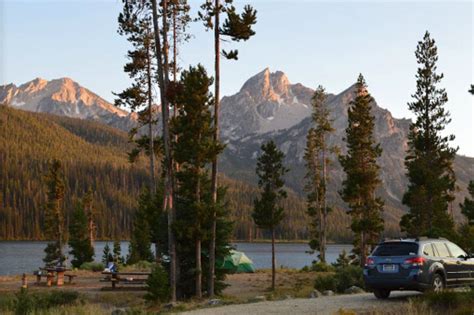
[163,302,176,310]
[322,290,334,296]
[252,296,266,302]
[309,289,322,298]
[285,295,292,300]
[344,286,365,294]
[111,309,126,315]
[208,299,222,306]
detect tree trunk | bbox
[151,0,176,302]
[196,167,202,298]
[146,42,157,193]
[271,227,276,291]
[320,146,327,263]
[360,231,366,267]
[208,0,220,298]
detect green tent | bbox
[219,250,255,273]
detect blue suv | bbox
[363,238,474,299]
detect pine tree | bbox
[127,189,155,264]
[458,181,474,253]
[199,0,257,296]
[113,239,124,265]
[43,159,66,267]
[304,86,336,263]
[116,0,159,192]
[400,31,458,238]
[68,200,94,268]
[150,0,177,301]
[339,74,384,267]
[171,64,223,298]
[253,140,288,290]
[469,85,474,95]
[102,242,113,265]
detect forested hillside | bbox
[0,106,357,241]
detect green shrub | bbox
[0,293,15,313]
[14,288,34,315]
[311,261,335,272]
[144,265,170,303]
[314,274,337,292]
[420,288,474,309]
[314,265,364,293]
[334,265,364,293]
[80,261,104,272]
[40,290,79,308]
[13,289,79,314]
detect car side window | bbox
[422,243,434,256]
[446,243,467,259]
[433,242,451,258]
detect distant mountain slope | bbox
[1,106,355,241]
[0,78,137,131]
[221,76,474,224]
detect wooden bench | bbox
[64,274,77,284]
[101,272,150,289]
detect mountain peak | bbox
[240,68,292,101]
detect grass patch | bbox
[413,288,474,315]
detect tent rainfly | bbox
[220,250,255,273]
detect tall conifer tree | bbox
[68,199,94,268]
[253,140,288,291]
[339,75,384,267]
[116,0,159,192]
[400,32,457,237]
[171,65,223,298]
[199,0,257,296]
[43,159,66,267]
[304,86,336,263]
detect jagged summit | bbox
[0,77,135,130]
[220,68,313,139]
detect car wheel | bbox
[430,274,445,293]
[373,289,391,299]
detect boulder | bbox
[322,290,334,296]
[344,286,365,294]
[309,289,322,298]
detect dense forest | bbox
[0,106,358,241]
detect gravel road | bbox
[181,292,421,315]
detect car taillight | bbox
[403,256,426,267]
[365,257,376,268]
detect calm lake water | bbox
[0,241,352,276]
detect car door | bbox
[433,242,459,285]
[446,242,474,285]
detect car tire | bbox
[430,273,445,293]
[373,289,391,299]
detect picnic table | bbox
[35,267,74,287]
[101,271,151,289]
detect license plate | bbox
[382,264,397,272]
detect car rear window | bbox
[372,242,418,256]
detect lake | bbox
[0,241,352,276]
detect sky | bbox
[1,0,473,156]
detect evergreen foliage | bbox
[400,31,457,238]
[127,189,155,264]
[253,140,288,290]
[144,265,170,303]
[68,199,94,268]
[304,85,336,263]
[339,74,384,267]
[171,65,226,298]
[113,239,124,265]
[0,106,354,242]
[102,243,113,265]
[459,181,474,253]
[469,85,474,95]
[42,159,66,267]
[116,0,160,191]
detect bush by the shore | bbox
[79,262,104,272]
[314,265,364,293]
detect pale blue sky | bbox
[1,0,473,155]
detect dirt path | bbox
[181,292,421,315]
